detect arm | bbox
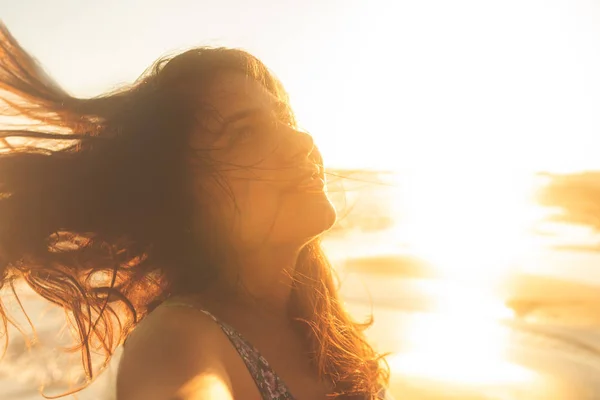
[116,306,234,400]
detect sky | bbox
[3,0,600,174]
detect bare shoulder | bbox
[116,302,233,400]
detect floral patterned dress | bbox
[162,300,392,400]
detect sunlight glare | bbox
[385,264,540,387]
[390,292,535,387]
[392,168,546,283]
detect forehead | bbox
[201,73,281,118]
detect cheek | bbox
[189,171,287,250]
[229,180,284,237]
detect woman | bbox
[0,23,390,399]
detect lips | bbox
[296,176,325,191]
[286,164,325,192]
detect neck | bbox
[210,244,301,318]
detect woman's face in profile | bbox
[187,73,337,252]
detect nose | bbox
[284,127,317,164]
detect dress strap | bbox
[160,298,295,399]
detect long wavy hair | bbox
[0,23,389,399]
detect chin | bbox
[319,198,337,231]
[298,194,337,238]
[275,191,337,245]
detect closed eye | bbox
[232,125,256,141]
[228,115,281,145]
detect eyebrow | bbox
[219,100,288,131]
[221,107,263,129]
